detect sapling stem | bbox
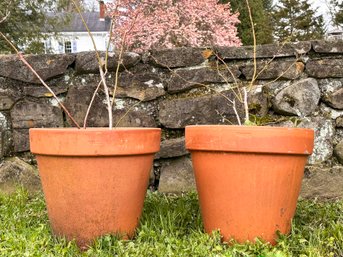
[99,65,113,129]
[232,99,242,126]
[245,0,257,89]
[243,87,249,123]
[72,0,113,128]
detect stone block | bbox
[158,157,196,193]
[0,157,41,193]
[155,137,188,159]
[13,129,29,152]
[248,85,269,116]
[272,78,320,116]
[298,118,335,164]
[167,66,240,93]
[306,59,343,78]
[337,116,343,127]
[324,88,343,110]
[75,51,140,74]
[0,77,23,110]
[242,61,304,80]
[158,90,244,128]
[64,78,108,127]
[334,140,343,164]
[0,96,14,111]
[149,47,207,68]
[0,130,14,158]
[11,99,64,129]
[312,40,343,53]
[116,69,166,101]
[0,54,75,83]
[301,165,343,199]
[215,41,311,59]
[65,80,157,127]
[113,109,157,128]
[0,112,13,157]
[22,84,69,98]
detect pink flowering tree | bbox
[107,0,241,53]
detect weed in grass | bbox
[0,188,342,257]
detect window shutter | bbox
[72,41,77,53]
[58,42,64,53]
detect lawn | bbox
[0,189,342,257]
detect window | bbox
[64,41,72,53]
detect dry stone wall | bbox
[1,40,343,198]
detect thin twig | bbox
[83,79,103,129]
[111,37,125,107]
[263,60,299,88]
[71,0,102,65]
[110,11,140,107]
[115,100,143,127]
[252,41,289,80]
[214,55,243,102]
[245,0,257,89]
[0,32,81,129]
[214,53,240,85]
[104,20,114,71]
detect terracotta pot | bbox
[185,125,314,244]
[29,127,161,248]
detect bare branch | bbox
[0,11,10,24]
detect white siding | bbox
[45,32,111,54]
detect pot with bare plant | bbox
[0,2,160,249]
[185,1,314,245]
[185,125,313,244]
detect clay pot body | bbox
[185,125,314,244]
[30,128,161,248]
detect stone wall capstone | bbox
[0,40,343,199]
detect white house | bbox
[327,27,343,41]
[44,1,111,54]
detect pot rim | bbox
[29,127,161,156]
[185,125,314,155]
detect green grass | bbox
[0,189,342,257]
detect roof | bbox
[47,12,111,33]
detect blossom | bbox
[107,0,241,52]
